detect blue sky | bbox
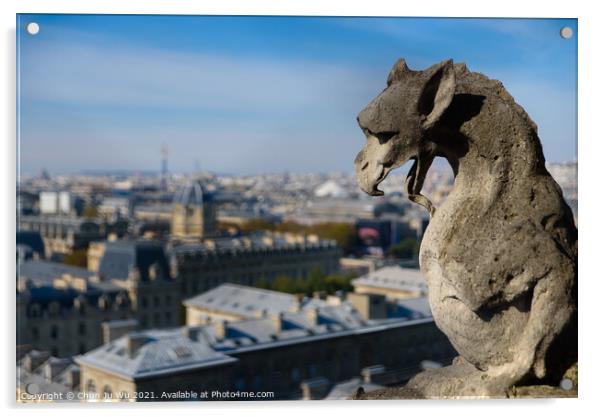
[17,15,577,175]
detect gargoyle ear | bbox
[418,59,456,130]
[387,58,412,86]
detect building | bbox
[133,203,172,221]
[17,230,45,261]
[17,261,135,357]
[184,283,301,324]
[97,197,131,219]
[547,161,578,220]
[171,179,217,239]
[86,239,182,330]
[356,218,418,256]
[313,180,349,199]
[17,247,181,357]
[18,230,342,359]
[39,191,72,215]
[75,285,456,401]
[172,233,341,297]
[352,266,428,300]
[18,215,128,259]
[17,350,81,403]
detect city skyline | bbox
[18,15,577,175]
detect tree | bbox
[63,249,88,268]
[240,218,275,233]
[260,269,358,296]
[388,237,420,259]
[242,220,359,254]
[308,222,358,253]
[271,276,302,294]
[82,204,98,219]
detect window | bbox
[50,325,58,339]
[308,364,318,378]
[291,368,301,383]
[165,294,172,305]
[141,297,148,309]
[78,322,86,336]
[87,380,96,394]
[79,343,87,354]
[252,374,263,391]
[165,311,172,323]
[154,296,160,308]
[234,377,246,391]
[29,303,41,318]
[103,385,112,399]
[154,313,161,326]
[31,327,39,341]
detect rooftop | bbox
[78,285,433,380]
[17,260,124,305]
[172,232,338,258]
[98,239,170,281]
[183,283,299,319]
[352,266,428,295]
[17,351,80,401]
[77,328,237,380]
[18,260,94,285]
[173,178,214,206]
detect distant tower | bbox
[161,145,169,191]
[171,179,217,239]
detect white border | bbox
[2,1,599,416]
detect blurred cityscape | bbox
[16,153,577,402]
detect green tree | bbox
[305,267,327,293]
[271,276,302,294]
[388,237,420,259]
[260,269,358,296]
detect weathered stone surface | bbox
[354,59,578,398]
[353,362,578,400]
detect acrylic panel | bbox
[16,14,578,402]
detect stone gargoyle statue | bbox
[354,59,577,398]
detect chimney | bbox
[255,308,269,318]
[313,291,326,300]
[102,320,138,344]
[271,312,284,333]
[67,367,80,390]
[23,350,50,373]
[347,293,387,320]
[361,365,386,384]
[306,307,320,326]
[181,327,200,341]
[214,320,228,340]
[289,296,302,313]
[126,334,147,356]
[43,357,71,381]
[300,377,330,400]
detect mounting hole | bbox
[560,27,573,39]
[26,22,40,35]
[560,378,573,391]
[26,382,40,394]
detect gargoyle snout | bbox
[355,147,385,197]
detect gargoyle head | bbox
[354,58,456,215]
